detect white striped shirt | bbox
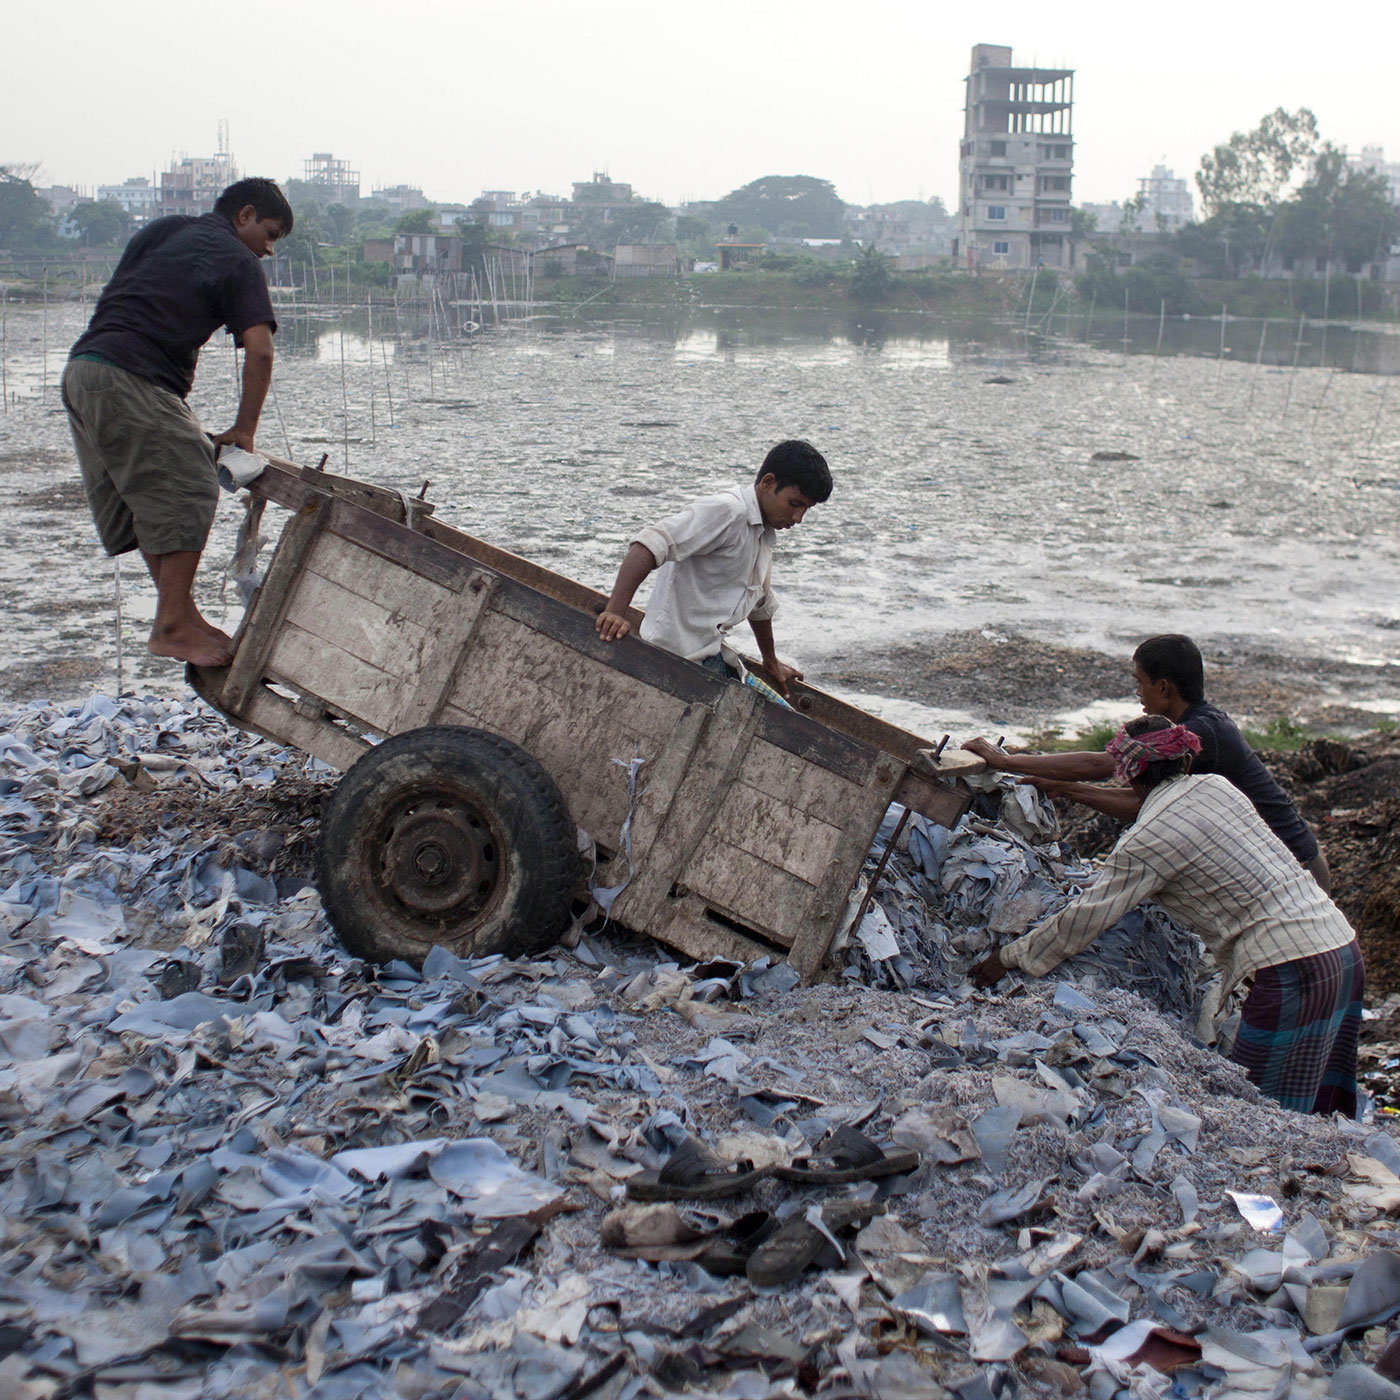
[1000,774,1354,993]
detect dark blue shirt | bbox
[70,212,276,399]
[1181,699,1319,863]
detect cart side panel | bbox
[666,733,899,951]
[682,837,824,937]
[447,613,690,745]
[718,741,879,824]
[283,570,440,676]
[704,780,847,887]
[257,530,497,740]
[439,609,695,845]
[266,619,403,734]
[303,525,462,617]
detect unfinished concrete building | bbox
[303,153,361,205]
[955,43,1074,272]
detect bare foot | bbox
[187,602,234,648]
[149,621,234,668]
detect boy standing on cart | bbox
[594,440,832,699]
[61,177,293,670]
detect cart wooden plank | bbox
[265,620,405,734]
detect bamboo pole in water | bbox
[268,377,293,460]
[1023,265,1038,334]
[1281,314,1306,418]
[1247,319,1268,413]
[339,329,350,470]
[1319,264,1331,367]
[1083,287,1096,341]
[1154,300,1166,356]
[1313,367,1336,415]
[1354,279,1363,373]
[440,286,459,375]
[426,290,436,400]
[1,288,8,414]
[1214,303,1227,392]
[1370,376,1390,448]
[429,287,443,384]
[379,308,396,428]
[366,294,376,447]
[395,297,410,404]
[42,267,49,400]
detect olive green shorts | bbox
[61,357,219,557]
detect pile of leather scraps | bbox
[842,789,1208,1028]
[7,695,1400,1400]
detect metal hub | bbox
[381,799,499,918]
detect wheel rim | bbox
[375,792,502,922]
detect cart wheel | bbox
[316,726,580,966]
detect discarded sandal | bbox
[774,1125,919,1184]
[745,1198,882,1287]
[626,1135,772,1201]
[601,1202,777,1276]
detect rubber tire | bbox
[316,726,580,966]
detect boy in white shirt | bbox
[594,440,831,697]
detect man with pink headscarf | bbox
[970,715,1364,1118]
[963,634,1329,892]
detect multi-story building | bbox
[160,153,235,217]
[955,43,1074,272]
[37,184,88,215]
[572,173,632,205]
[303,152,360,205]
[371,184,427,215]
[96,177,158,225]
[1135,164,1194,231]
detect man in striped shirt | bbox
[963,634,1329,891]
[969,716,1364,1117]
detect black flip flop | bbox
[626,1135,774,1201]
[773,1125,920,1184]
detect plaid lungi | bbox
[1228,939,1364,1117]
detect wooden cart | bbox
[190,458,975,979]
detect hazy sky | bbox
[5,1,1394,211]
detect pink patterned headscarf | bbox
[1105,724,1201,783]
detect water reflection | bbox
[271,303,1400,377]
[314,332,393,365]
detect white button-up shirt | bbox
[633,485,778,662]
[1000,773,1354,995]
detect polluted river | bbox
[1,296,1400,1400]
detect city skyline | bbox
[5,0,1395,213]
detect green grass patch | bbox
[1241,715,1313,752]
[1025,719,1120,753]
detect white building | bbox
[96,177,158,225]
[1135,164,1194,231]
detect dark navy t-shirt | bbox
[70,213,276,399]
[1181,699,1319,863]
